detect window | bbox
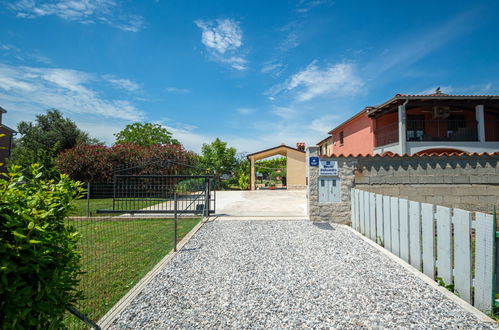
[339,131,344,145]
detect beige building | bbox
[317,136,333,157]
[247,144,306,190]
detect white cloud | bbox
[195,18,242,54]
[7,0,144,32]
[165,87,191,94]
[0,63,144,121]
[307,114,341,133]
[0,43,20,52]
[236,107,255,115]
[261,59,287,78]
[195,18,247,70]
[269,61,363,102]
[271,106,297,119]
[295,0,334,13]
[103,75,140,92]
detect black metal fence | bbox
[63,158,215,329]
[406,119,478,142]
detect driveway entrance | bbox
[109,221,494,328]
[214,190,307,217]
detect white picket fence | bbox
[351,188,496,313]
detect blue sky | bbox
[1,0,499,153]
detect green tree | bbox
[255,157,286,179]
[114,122,180,146]
[11,109,101,178]
[200,138,237,188]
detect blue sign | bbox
[309,156,319,166]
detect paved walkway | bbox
[109,220,494,329]
[215,190,307,217]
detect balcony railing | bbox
[406,119,478,142]
[375,119,479,147]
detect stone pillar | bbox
[476,104,485,142]
[250,157,256,190]
[306,146,358,223]
[306,146,318,218]
[398,103,407,154]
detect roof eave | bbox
[328,108,369,134]
[316,136,333,145]
[246,145,305,159]
[0,124,17,134]
[367,94,499,117]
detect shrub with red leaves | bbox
[56,143,199,182]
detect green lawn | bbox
[71,198,162,216]
[64,217,201,328]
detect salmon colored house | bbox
[318,90,499,156]
[0,106,17,173]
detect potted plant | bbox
[269,182,276,190]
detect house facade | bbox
[0,107,16,172]
[318,91,499,155]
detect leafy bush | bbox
[238,173,249,190]
[0,164,84,328]
[56,143,198,183]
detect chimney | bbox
[296,142,305,151]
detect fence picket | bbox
[383,195,391,251]
[436,205,452,286]
[399,199,410,263]
[363,191,370,237]
[421,203,435,280]
[409,201,422,270]
[369,193,376,240]
[359,190,365,234]
[375,194,383,245]
[390,197,400,256]
[351,189,356,228]
[475,212,495,313]
[352,189,358,230]
[453,208,472,304]
[357,190,361,231]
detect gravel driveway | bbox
[110,220,495,329]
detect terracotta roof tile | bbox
[318,152,499,159]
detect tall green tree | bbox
[200,138,237,188]
[11,109,101,177]
[114,122,180,146]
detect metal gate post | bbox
[204,178,209,217]
[173,192,178,252]
[86,182,90,217]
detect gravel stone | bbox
[109,220,496,329]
